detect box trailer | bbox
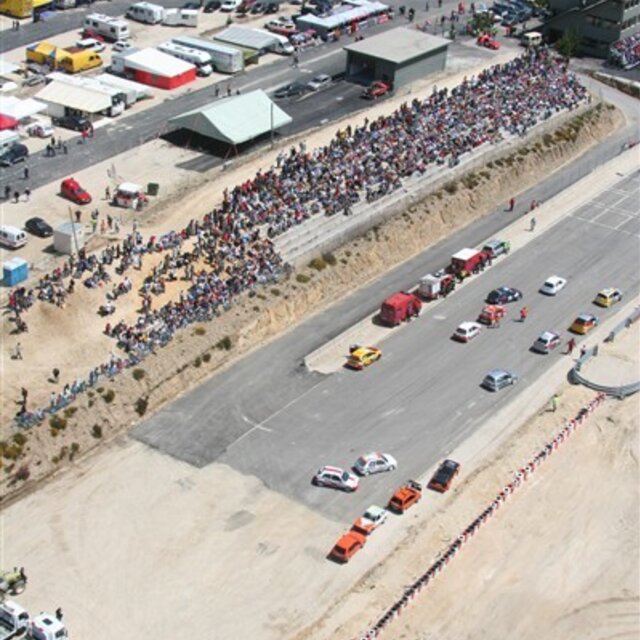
[171,36,243,73]
[163,8,198,26]
[126,1,165,23]
[84,13,131,42]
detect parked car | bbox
[482,368,518,391]
[75,37,106,52]
[25,217,53,238]
[204,0,221,10]
[361,80,391,99]
[486,286,522,304]
[482,238,510,258]
[353,452,397,476]
[250,1,266,11]
[345,346,381,370]
[113,40,132,52]
[351,505,387,535]
[221,0,242,11]
[27,121,54,138]
[274,82,307,99]
[60,177,92,204]
[387,480,422,514]
[0,143,28,167]
[452,321,482,343]
[265,2,279,12]
[569,314,599,335]
[52,114,90,131]
[182,0,201,7]
[539,275,567,295]
[593,287,623,308]
[307,73,332,91]
[329,531,366,563]
[428,459,460,493]
[532,330,561,354]
[313,466,359,492]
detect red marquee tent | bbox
[0,114,18,130]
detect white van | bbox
[0,130,20,154]
[0,600,29,632]
[127,2,166,23]
[522,31,542,48]
[29,613,68,640]
[0,226,28,249]
[254,29,294,55]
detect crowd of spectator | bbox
[609,33,640,69]
[12,50,588,426]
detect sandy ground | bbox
[297,324,640,640]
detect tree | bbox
[555,29,581,59]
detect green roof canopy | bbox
[169,89,292,145]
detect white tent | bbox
[36,80,112,114]
[0,96,47,120]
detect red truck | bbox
[379,292,422,327]
[449,248,490,278]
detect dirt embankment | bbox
[0,102,623,505]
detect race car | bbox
[351,505,388,536]
[532,330,562,354]
[539,275,567,296]
[345,345,382,370]
[60,177,92,205]
[478,304,506,326]
[353,452,397,476]
[486,286,522,304]
[361,80,391,100]
[428,459,460,493]
[328,531,366,563]
[477,33,500,49]
[593,288,623,308]
[481,238,510,258]
[569,313,599,335]
[313,466,359,492]
[387,480,422,514]
[452,321,482,342]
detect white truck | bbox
[84,13,131,42]
[170,36,244,74]
[126,1,165,24]
[0,601,29,640]
[253,29,294,55]
[28,613,68,640]
[157,41,212,76]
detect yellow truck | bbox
[58,49,103,73]
[0,0,51,18]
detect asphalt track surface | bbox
[133,157,639,521]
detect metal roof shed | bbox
[0,96,47,120]
[36,80,112,115]
[343,27,449,88]
[213,26,278,55]
[168,89,292,155]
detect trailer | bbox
[157,41,212,76]
[213,25,280,56]
[84,13,131,42]
[171,35,244,73]
[126,1,165,24]
[163,8,198,26]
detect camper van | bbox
[171,36,244,73]
[156,41,212,76]
[0,225,28,249]
[163,8,198,26]
[59,49,103,74]
[127,1,165,23]
[84,13,131,42]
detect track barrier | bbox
[355,392,606,640]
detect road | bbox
[132,142,639,524]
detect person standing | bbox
[23,188,30,202]
[508,196,515,211]
[23,166,29,180]
[14,342,23,360]
[4,185,11,200]
[529,216,537,232]
[519,307,528,322]
[52,367,60,383]
[550,393,559,412]
[565,337,576,355]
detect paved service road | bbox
[133,166,639,521]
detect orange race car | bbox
[328,531,366,563]
[387,480,422,514]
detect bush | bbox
[14,465,30,482]
[96,387,104,394]
[135,396,149,417]
[2,442,22,460]
[91,424,103,439]
[13,433,27,447]
[322,252,337,266]
[194,326,206,336]
[270,288,281,296]
[70,442,80,461]
[102,389,115,404]
[64,406,77,418]
[202,352,211,363]
[50,415,67,430]
[308,256,327,271]
[296,273,311,284]
[132,368,146,381]
[444,181,458,195]
[193,356,202,368]
[216,336,233,351]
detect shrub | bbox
[96,387,104,394]
[345,250,352,257]
[70,442,80,461]
[13,433,27,447]
[270,288,281,296]
[253,305,261,312]
[194,326,206,336]
[132,368,146,381]
[91,424,103,439]
[64,406,77,418]
[296,273,311,284]
[102,389,115,404]
[322,252,337,266]
[308,256,327,271]
[216,336,233,351]
[202,353,211,363]
[135,396,149,417]
[14,465,30,482]
[50,415,67,430]
[444,181,458,195]
[193,356,202,368]
[2,443,22,460]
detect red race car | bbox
[361,80,391,100]
[477,33,500,49]
[61,178,92,205]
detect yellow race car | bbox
[569,313,599,335]
[593,288,623,308]
[345,345,382,370]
